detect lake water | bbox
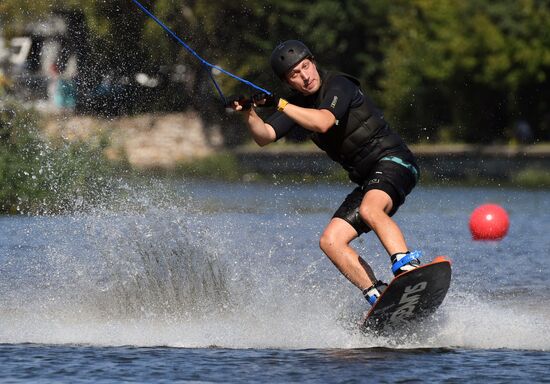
[1,179,549,383]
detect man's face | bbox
[284,58,321,95]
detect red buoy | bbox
[469,204,510,240]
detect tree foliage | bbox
[1,0,549,143]
[0,101,115,214]
[382,0,550,142]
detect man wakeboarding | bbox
[229,40,422,307]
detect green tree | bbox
[382,0,550,142]
[0,101,116,214]
[2,0,549,143]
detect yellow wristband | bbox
[277,98,289,112]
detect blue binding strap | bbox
[391,250,422,275]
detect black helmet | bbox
[270,40,313,79]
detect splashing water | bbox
[1,181,549,351]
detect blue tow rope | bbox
[131,0,272,104]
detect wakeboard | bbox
[361,256,452,334]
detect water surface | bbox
[1,181,549,382]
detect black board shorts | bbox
[333,157,419,235]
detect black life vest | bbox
[307,71,415,184]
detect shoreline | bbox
[39,112,550,187]
[228,143,550,187]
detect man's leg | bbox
[358,189,408,256]
[319,217,377,290]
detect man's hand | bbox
[251,92,279,107]
[226,95,253,111]
[227,92,284,111]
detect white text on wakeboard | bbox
[390,282,428,323]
